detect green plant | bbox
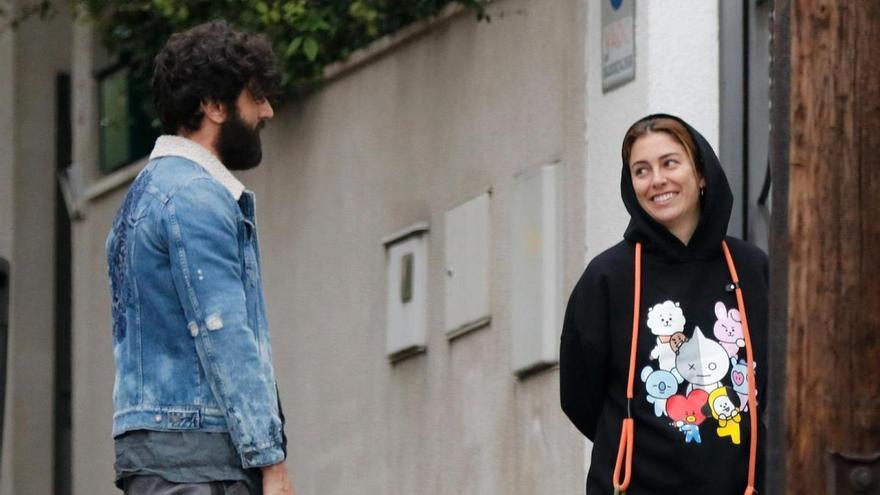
[78,0,488,97]
[2,0,488,140]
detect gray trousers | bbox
[123,475,252,495]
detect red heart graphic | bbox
[732,371,745,386]
[665,389,709,425]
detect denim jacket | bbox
[107,136,284,468]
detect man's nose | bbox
[260,100,274,120]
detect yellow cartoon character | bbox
[706,386,742,445]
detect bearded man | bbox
[106,21,294,495]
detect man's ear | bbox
[200,99,227,125]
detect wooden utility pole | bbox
[768,1,880,494]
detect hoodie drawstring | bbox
[721,240,759,495]
[612,242,641,495]
[613,241,758,495]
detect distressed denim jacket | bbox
[107,136,284,468]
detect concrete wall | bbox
[0,2,17,492]
[0,1,14,260]
[252,1,587,492]
[71,0,587,493]
[0,1,72,493]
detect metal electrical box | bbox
[444,192,491,339]
[382,223,429,362]
[511,165,562,376]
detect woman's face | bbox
[628,132,705,239]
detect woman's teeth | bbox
[652,192,676,203]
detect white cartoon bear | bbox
[647,300,686,371]
[713,301,745,358]
[641,365,684,417]
[676,327,731,394]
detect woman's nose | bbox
[651,169,667,187]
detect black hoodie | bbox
[560,115,768,495]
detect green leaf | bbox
[303,37,318,61]
[286,36,302,57]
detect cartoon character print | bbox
[647,301,686,371]
[668,331,687,354]
[666,389,708,444]
[729,358,757,412]
[713,301,745,357]
[675,327,731,394]
[704,387,742,445]
[641,366,684,417]
[640,300,759,446]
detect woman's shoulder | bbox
[723,236,769,285]
[723,236,768,264]
[580,240,634,281]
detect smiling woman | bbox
[560,114,770,495]
[625,120,706,245]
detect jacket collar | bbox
[150,135,246,200]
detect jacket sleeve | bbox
[560,263,610,441]
[164,178,284,468]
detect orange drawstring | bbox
[613,243,641,494]
[722,241,759,495]
[612,241,759,495]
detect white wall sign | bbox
[601,0,636,92]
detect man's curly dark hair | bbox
[152,20,281,134]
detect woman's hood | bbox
[620,113,733,261]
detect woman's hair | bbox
[152,20,281,134]
[621,116,702,176]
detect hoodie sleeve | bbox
[560,263,611,441]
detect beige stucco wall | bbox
[251,1,587,492]
[0,3,16,493]
[71,0,587,493]
[0,1,14,261]
[71,186,118,494]
[0,1,72,493]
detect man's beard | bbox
[216,108,264,171]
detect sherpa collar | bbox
[150,135,246,200]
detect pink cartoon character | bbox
[713,301,745,358]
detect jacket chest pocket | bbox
[241,219,259,287]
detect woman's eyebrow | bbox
[658,152,682,161]
[630,152,682,169]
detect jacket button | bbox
[188,322,199,337]
[154,414,162,423]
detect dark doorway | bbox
[0,257,9,467]
[54,72,73,495]
[720,0,772,251]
